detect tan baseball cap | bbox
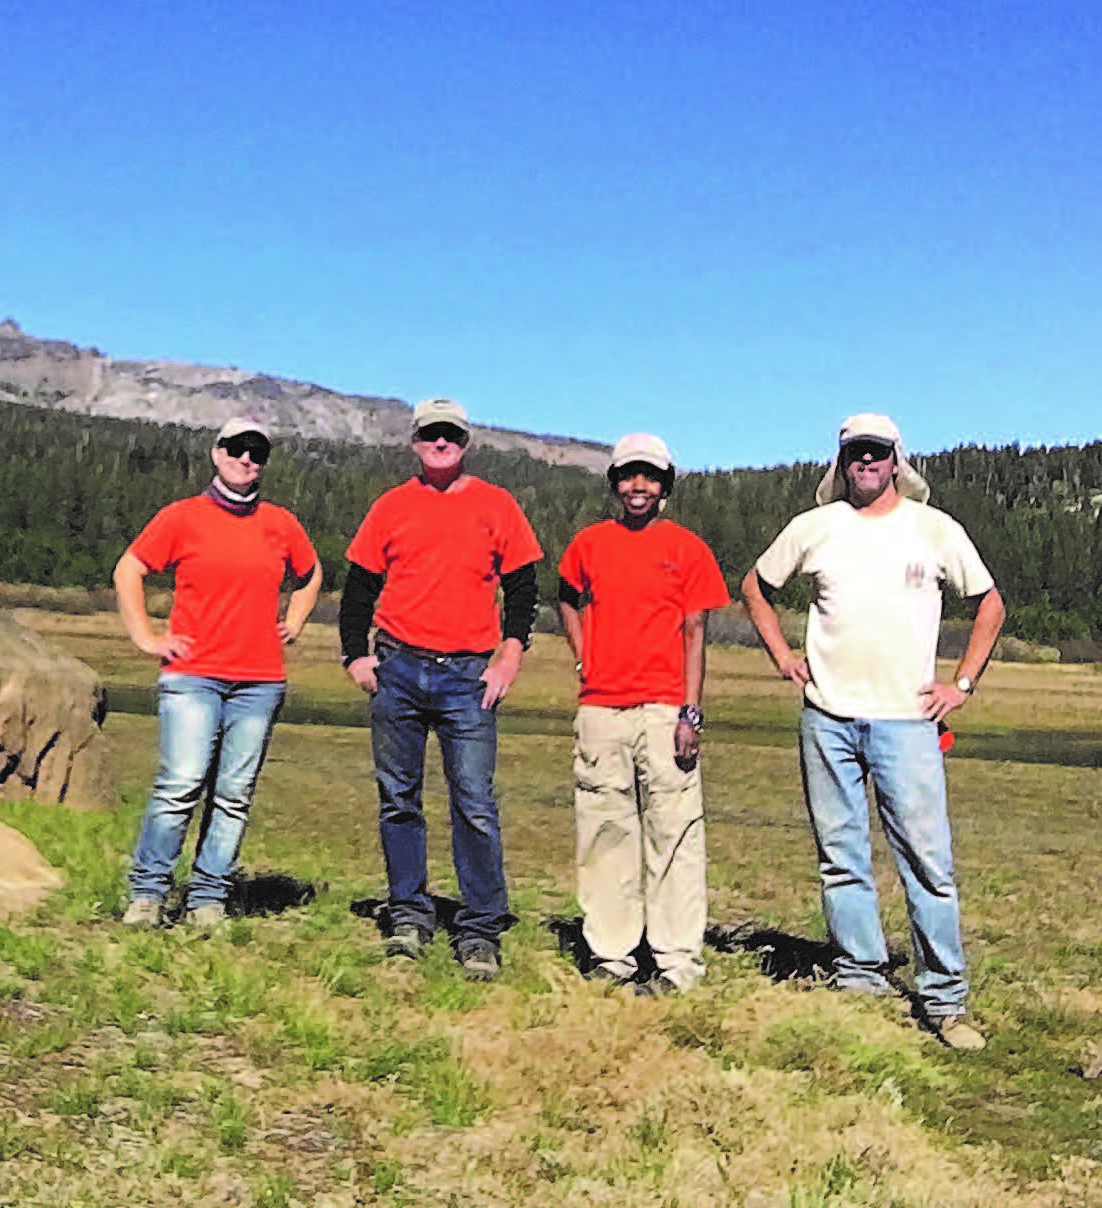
[216,416,271,444]
[411,398,471,435]
[839,413,900,448]
[815,413,930,505]
[608,433,673,474]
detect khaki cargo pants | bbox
[573,703,707,990]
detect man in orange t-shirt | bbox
[559,434,729,994]
[340,399,542,980]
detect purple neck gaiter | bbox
[203,476,260,517]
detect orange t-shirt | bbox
[129,496,317,681]
[345,476,542,653]
[559,519,730,707]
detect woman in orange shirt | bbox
[114,418,321,928]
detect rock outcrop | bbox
[0,319,611,472]
[0,611,111,808]
[0,822,64,916]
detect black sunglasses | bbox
[611,461,666,484]
[842,440,893,464]
[415,423,469,446]
[219,434,271,465]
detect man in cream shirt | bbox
[742,414,1004,1050]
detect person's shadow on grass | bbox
[544,914,916,1000]
[544,916,659,988]
[350,894,519,952]
[156,770,321,924]
[712,921,942,1034]
[160,871,319,925]
[705,923,951,1041]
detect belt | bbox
[374,630,493,662]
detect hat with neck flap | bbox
[815,413,930,506]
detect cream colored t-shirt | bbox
[756,499,995,720]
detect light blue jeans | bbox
[129,674,285,909]
[798,704,968,1016]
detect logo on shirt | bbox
[905,561,930,589]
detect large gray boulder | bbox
[0,610,111,808]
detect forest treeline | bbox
[2,399,1101,645]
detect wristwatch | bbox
[679,704,704,733]
[954,676,974,695]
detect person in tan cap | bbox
[339,399,542,980]
[559,434,729,994]
[742,414,1004,1049]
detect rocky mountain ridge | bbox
[0,319,610,472]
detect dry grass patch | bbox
[348,974,1076,1207]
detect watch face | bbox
[956,677,973,694]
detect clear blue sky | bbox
[4,1,1100,469]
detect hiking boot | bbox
[122,898,162,928]
[584,964,630,987]
[937,1014,987,1051]
[385,925,425,960]
[635,974,679,998]
[185,903,227,930]
[458,939,501,982]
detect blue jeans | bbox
[370,645,507,946]
[129,674,285,909]
[798,705,968,1016]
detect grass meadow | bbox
[2,612,1102,1206]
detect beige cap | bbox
[411,398,471,435]
[608,433,673,473]
[815,413,929,505]
[216,416,271,444]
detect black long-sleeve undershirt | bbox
[500,562,539,648]
[557,575,583,610]
[338,560,540,662]
[338,564,385,663]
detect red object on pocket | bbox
[938,722,955,753]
